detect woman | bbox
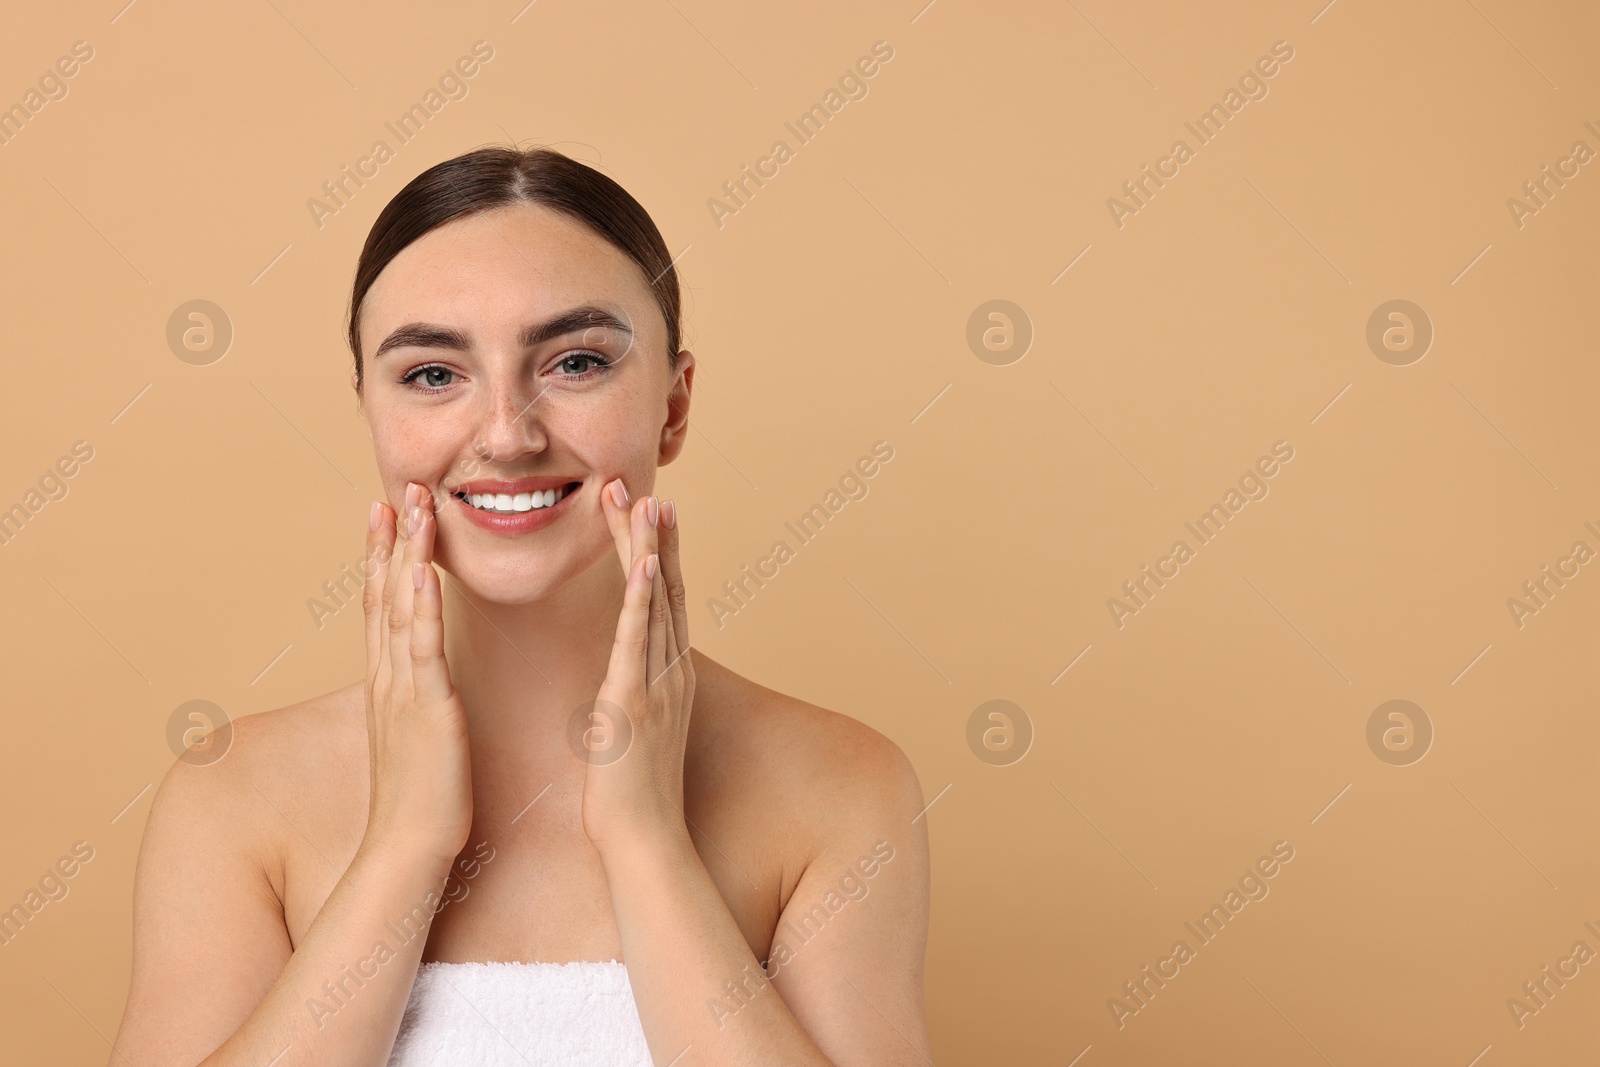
[110,146,932,1066]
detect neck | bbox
[440,554,627,767]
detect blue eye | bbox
[401,364,457,392]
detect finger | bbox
[363,499,397,696]
[408,491,451,706]
[632,496,666,685]
[388,493,432,694]
[381,482,420,694]
[630,493,659,573]
[376,484,416,698]
[647,499,676,674]
[602,548,656,701]
[657,499,690,673]
[649,543,673,683]
[602,477,634,580]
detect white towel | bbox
[386,960,654,1066]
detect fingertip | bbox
[371,502,396,548]
[418,504,438,562]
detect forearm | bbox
[599,829,833,1067]
[198,845,450,1067]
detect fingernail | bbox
[662,499,677,529]
[645,553,659,580]
[408,505,422,536]
[609,480,628,508]
[369,500,382,531]
[405,482,418,509]
[646,496,659,527]
[413,562,425,590]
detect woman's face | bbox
[355,202,692,603]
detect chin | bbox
[438,555,563,605]
[434,533,608,607]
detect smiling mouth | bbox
[453,482,582,515]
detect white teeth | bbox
[463,485,570,513]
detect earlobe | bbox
[658,410,689,465]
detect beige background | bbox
[1,0,1595,1063]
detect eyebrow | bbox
[372,305,634,360]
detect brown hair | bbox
[346,145,682,391]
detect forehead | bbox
[360,202,656,348]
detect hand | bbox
[359,482,474,872]
[581,479,696,855]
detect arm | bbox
[752,744,933,1065]
[110,754,454,1067]
[600,741,933,1067]
[112,487,474,1066]
[585,482,933,1065]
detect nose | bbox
[474,377,550,462]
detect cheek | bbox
[369,412,465,499]
[562,400,659,477]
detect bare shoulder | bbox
[157,681,366,796]
[689,652,926,858]
[142,681,368,884]
[223,680,368,788]
[689,654,932,1064]
[116,682,370,1062]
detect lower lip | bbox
[453,483,581,536]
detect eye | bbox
[401,364,458,392]
[554,350,612,378]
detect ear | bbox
[658,351,695,466]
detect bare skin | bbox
[110,202,932,1067]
